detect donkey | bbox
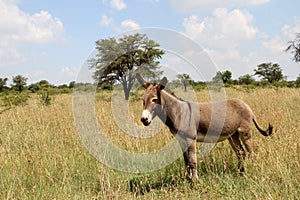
[136,74,272,179]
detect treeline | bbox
[0,75,76,94]
[1,64,300,96]
[173,62,300,91]
[0,76,77,110]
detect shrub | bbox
[28,83,41,93]
[1,92,29,107]
[295,75,300,88]
[40,90,52,106]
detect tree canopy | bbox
[89,33,164,100]
[12,75,27,92]
[254,62,285,83]
[212,70,232,84]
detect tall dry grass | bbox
[0,88,299,199]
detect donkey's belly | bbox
[197,132,229,143]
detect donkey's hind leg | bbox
[239,126,255,155]
[228,131,246,173]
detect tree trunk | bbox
[122,81,131,100]
[121,75,135,100]
[124,87,130,100]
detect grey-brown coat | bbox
[136,74,273,179]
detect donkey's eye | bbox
[151,98,158,103]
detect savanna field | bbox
[0,87,300,199]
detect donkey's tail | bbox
[252,118,273,136]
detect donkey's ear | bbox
[158,77,168,90]
[136,73,150,89]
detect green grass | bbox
[0,88,300,199]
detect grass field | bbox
[0,87,300,199]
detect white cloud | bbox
[262,19,300,52]
[0,47,25,66]
[60,66,72,73]
[160,51,211,81]
[262,36,286,54]
[120,19,140,31]
[261,20,300,56]
[205,48,257,79]
[60,66,79,78]
[181,8,300,80]
[258,20,300,79]
[281,19,300,42]
[57,66,80,84]
[25,11,64,43]
[169,0,269,13]
[183,9,258,50]
[0,1,65,45]
[110,0,127,10]
[204,19,300,80]
[0,0,65,66]
[261,19,300,54]
[101,15,113,27]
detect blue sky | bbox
[1,0,300,84]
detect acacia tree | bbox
[12,75,27,92]
[254,62,285,83]
[89,33,164,100]
[176,73,192,92]
[286,33,300,62]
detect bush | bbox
[58,88,72,94]
[192,82,208,91]
[295,75,300,88]
[254,80,272,88]
[28,83,41,93]
[1,92,29,107]
[238,74,255,85]
[40,90,52,106]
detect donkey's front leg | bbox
[186,139,198,179]
[178,136,198,179]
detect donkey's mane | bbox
[152,82,185,102]
[164,88,186,102]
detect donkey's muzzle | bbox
[141,117,151,126]
[141,110,152,126]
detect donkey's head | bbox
[136,74,168,126]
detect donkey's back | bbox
[195,98,264,142]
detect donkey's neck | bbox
[159,90,183,132]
